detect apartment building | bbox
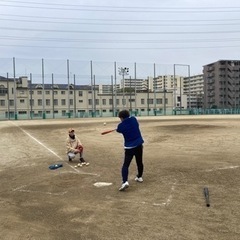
[151,75,187,109]
[203,60,240,109]
[152,75,181,91]
[121,78,144,91]
[183,74,204,108]
[0,76,174,120]
[123,75,187,109]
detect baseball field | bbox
[1,115,240,240]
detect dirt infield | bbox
[1,115,240,240]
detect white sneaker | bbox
[119,181,129,191]
[135,177,143,182]
[77,163,82,167]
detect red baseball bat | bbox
[101,129,116,135]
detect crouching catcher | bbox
[66,128,89,166]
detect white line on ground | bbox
[105,180,177,207]
[12,184,67,196]
[205,165,239,172]
[10,121,99,176]
[16,189,67,196]
[153,181,176,207]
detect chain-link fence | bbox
[0,58,180,120]
[2,57,238,120]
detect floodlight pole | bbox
[118,67,129,108]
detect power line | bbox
[1,1,240,13]
[1,35,240,44]
[1,17,240,27]
[2,13,240,23]
[1,0,240,11]
[0,43,240,50]
[1,26,240,35]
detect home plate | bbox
[94,182,112,187]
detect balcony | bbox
[208,79,215,84]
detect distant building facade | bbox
[183,74,204,109]
[152,75,187,109]
[0,76,174,120]
[203,60,240,109]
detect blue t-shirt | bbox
[117,116,144,148]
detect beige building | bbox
[0,76,174,120]
[151,75,187,109]
[183,74,204,109]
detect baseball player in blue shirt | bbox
[116,110,144,191]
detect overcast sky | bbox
[1,0,240,78]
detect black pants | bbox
[122,144,144,183]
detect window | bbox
[46,91,50,95]
[61,91,65,95]
[116,99,119,105]
[0,100,5,106]
[54,99,58,106]
[29,90,34,95]
[102,99,106,105]
[95,99,99,105]
[147,99,153,104]
[9,100,14,106]
[70,99,73,105]
[46,99,50,106]
[109,99,113,105]
[78,91,83,96]
[79,100,83,103]
[70,90,73,95]
[37,90,42,95]
[20,99,25,103]
[156,98,162,104]
[61,99,66,105]
[141,99,145,104]
[88,99,92,105]
[38,99,42,106]
[54,91,58,95]
[18,111,27,115]
[0,85,8,95]
[30,99,34,106]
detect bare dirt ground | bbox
[1,115,240,240]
